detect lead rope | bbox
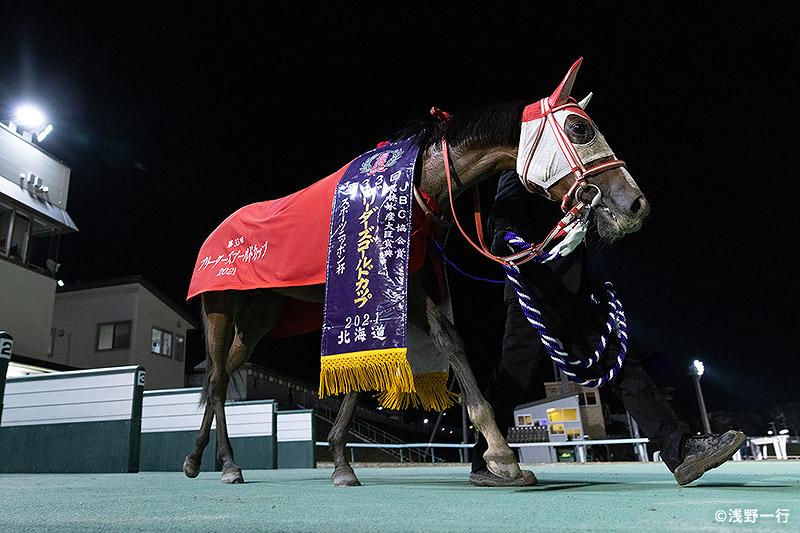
[502,231,628,387]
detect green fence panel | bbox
[277,409,315,469]
[0,366,145,473]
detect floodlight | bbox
[690,359,711,433]
[14,104,46,129]
[12,104,54,142]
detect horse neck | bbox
[418,141,517,218]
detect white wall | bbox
[52,281,190,390]
[0,259,56,359]
[0,123,72,211]
[51,285,138,368]
[133,287,189,390]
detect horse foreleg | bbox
[328,391,361,487]
[425,298,525,481]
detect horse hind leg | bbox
[183,401,215,478]
[210,341,244,484]
[184,292,235,479]
[214,290,286,484]
[328,391,361,487]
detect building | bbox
[511,380,607,464]
[0,121,78,368]
[544,380,606,439]
[513,392,583,463]
[51,276,198,389]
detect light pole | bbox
[690,359,712,434]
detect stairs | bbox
[304,401,443,463]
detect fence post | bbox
[0,332,12,425]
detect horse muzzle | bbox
[593,192,649,241]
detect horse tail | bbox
[199,298,213,407]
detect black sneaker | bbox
[673,430,746,485]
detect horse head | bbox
[517,58,649,242]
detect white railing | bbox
[316,438,652,464]
[512,438,650,463]
[317,435,799,464]
[316,441,466,463]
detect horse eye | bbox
[564,114,596,144]
[572,123,587,134]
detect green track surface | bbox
[1,462,798,532]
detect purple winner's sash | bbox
[319,137,420,398]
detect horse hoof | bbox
[331,469,361,487]
[485,459,522,480]
[183,456,201,478]
[469,468,538,487]
[221,467,244,484]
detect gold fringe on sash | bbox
[375,371,461,411]
[319,349,414,398]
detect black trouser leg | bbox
[565,296,691,473]
[608,357,690,472]
[474,275,691,474]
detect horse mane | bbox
[387,100,528,152]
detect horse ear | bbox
[577,92,593,110]
[548,57,583,107]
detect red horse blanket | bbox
[187,162,440,339]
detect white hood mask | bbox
[516,58,619,196]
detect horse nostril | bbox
[630,196,648,215]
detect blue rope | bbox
[433,240,505,284]
[502,232,628,388]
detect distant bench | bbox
[0,366,146,473]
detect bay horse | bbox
[184,59,649,486]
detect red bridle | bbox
[436,98,626,267]
[525,97,626,211]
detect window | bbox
[163,331,173,357]
[566,429,581,440]
[96,322,132,351]
[151,327,174,357]
[550,424,565,435]
[584,391,597,405]
[547,408,577,423]
[9,212,30,261]
[28,219,60,274]
[0,203,12,256]
[0,204,61,275]
[517,415,532,426]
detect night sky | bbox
[2,4,797,428]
